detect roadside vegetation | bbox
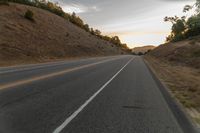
[1,0,129,50]
[164,0,200,42]
[145,0,200,126]
[145,54,200,126]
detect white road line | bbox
[0,56,118,74]
[53,58,133,133]
[0,60,92,74]
[0,64,63,74]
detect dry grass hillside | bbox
[145,37,200,127]
[149,36,200,68]
[0,3,127,66]
[132,45,155,54]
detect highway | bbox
[0,55,197,133]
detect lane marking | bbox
[0,56,117,74]
[0,58,105,74]
[0,62,68,74]
[53,58,133,133]
[0,57,122,90]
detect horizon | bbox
[52,0,195,48]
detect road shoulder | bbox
[143,56,200,133]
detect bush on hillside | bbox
[24,10,34,21]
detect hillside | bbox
[149,36,200,68]
[0,3,127,66]
[132,45,155,54]
[145,37,200,126]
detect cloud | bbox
[62,3,87,13]
[106,30,169,36]
[50,0,195,47]
[52,1,100,14]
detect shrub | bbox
[24,10,34,21]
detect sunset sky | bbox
[53,0,195,48]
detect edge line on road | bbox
[52,57,133,133]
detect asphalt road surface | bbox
[0,55,198,133]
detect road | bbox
[0,55,197,133]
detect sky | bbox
[52,0,195,48]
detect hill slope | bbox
[149,37,200,68]
[0,3,127,66]
[145,37,200,126]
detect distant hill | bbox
[132,45,156,54]
[0,3,128,66]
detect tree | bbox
[83,24,90,32]
[102,35,111,42]
[164,16,186,42]
[70,12,84,28]
[94,29,101,36]
[164,16,179,24]
[183,0,200,13]
[183,5,193,13]
[121,43,128,49]
[111,36,121,45]
[90,28,95,35]
[163,0,200,42]
[185,15,200,37]
[47,1,54,9]
[172,19,185,35]
[71,12,76,19]
[195,0,200,13]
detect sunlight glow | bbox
[54,0,195,48]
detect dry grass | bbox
[149,37,200,69]
[145,55,200,126]
[0,3,126,66]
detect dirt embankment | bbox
[0,3,128,66]
[145,37,200,127]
